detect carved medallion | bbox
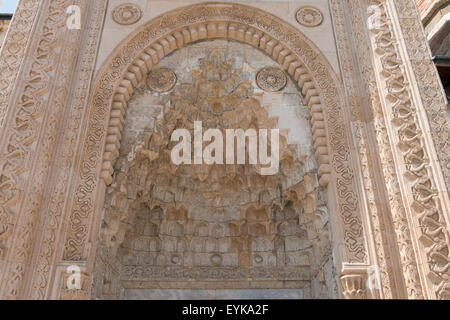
[256,67,287,92]
[112,3,143,25]
[147,67,177,93]
[295,6,323,28]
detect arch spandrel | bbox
[62,2,367,294]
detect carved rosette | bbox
[112,3,142,25]
[295,6,323,28]
[147,67,177,93]
[256,67,287,92]
[59,269,91,300]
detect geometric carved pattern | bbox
[0,0,39,128]
[30,0,109,300]
[395,0,450,194]
[0,0,110,301]
[0,0,446,302]
[329,0,399,299]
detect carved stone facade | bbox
[0,0,448,300]
[0,14,12,50]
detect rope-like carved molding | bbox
[63,3,366,265]
[369,0,450,299]
[99,22,331,188]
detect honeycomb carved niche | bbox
[93,42,334,299]
[112,3,143,25]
